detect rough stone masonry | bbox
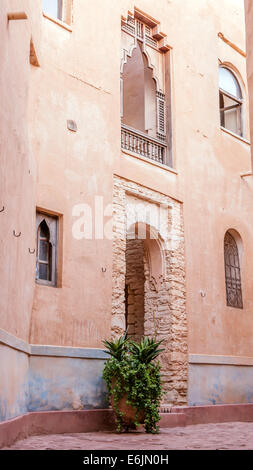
[111,176,188,405]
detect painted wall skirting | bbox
[2,327,253,419]
[189,354,253,367]
[0,328,108,423]
[0,327,107,359]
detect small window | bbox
[36,212,58,286]
[43,0,63,21]
[224,231,243,309]
[219,67,243,137]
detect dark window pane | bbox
[40,220,50,239]
[39,263,49,281]
[40,240,49,262]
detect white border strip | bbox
[189,354,253,366]
[0,328,107,359]
[0,329,30,354]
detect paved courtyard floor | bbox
[3,421,253,450]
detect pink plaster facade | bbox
[1,0,253,420]
[245,0,253,168]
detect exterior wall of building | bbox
[245,0,253,169]
[28,0,118,348]
[1,0,253,421]
[0,343,29,422]
[189,360,253,406]
[28,354,108,413]
[111,176,187,405]
[0,0,41,342]
[0,330,108,421]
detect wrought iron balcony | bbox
[121,124,167,165]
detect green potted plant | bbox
[102,333,164,433]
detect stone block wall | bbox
[111,175,188,405]
[125,239,145,340]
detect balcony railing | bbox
[121,124,167,165]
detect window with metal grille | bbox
[219,66,243,137]
[224,231,243,309]
[36,212,58,286]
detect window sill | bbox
[220,126,250,145]
[42,12,72,32]
[122,149,178,175]
[36,279,58,288]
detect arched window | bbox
[37,220,52,282]
[120,12,171,166]
[122,42,158,138]
[224,231,243,309]
[219,66,243,137]
[36,212,58,286]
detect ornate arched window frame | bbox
[36,212,58,287]
[120,9,172,167]
[224,230,243,309]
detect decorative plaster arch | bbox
[121,41,161,92]
[219,61,246,94]
[120,40,137,74]
[142,46,161,92]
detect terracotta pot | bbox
[111,379,145,427]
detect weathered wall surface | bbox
[189,361,253,406]
[0,344,29,422]
[1,0,253,413]
[112,176,187,405]
[0,329,108,422]
[28,356,108,412]
[117,0,252,362]
[0,0,41,341]
[245,0,253,169]
[28,0,119,348]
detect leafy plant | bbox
[102,334,165,434]
[102,331,129,361]
[129,337,165,364]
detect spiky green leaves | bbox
[102,332,129,361]
[129,337,165,364]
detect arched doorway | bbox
[111,177,188,405]
[125,222,165,341]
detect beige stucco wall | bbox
[245,0,253,169]
[118,0,253,358]
[0,0,41,341]
[2,0,253,407]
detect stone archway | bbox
[112,176,188,406]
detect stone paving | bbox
[3,422,253,450]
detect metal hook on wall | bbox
[13,230,21,237]
[28,248,35,254]
[102,267,107,273]
[0,206,4,213]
